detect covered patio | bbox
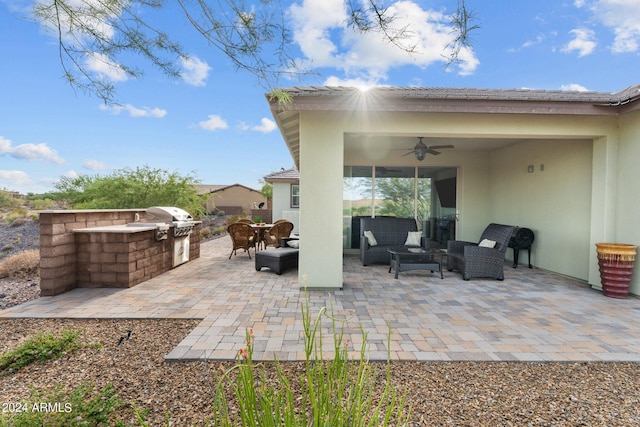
[3,237,640,362]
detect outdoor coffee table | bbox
[388,247,445,279]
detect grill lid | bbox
[147,206,193,222]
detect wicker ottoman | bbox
[255,248,299,275]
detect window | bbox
[291,184,300,208]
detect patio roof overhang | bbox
[267,84,640,167]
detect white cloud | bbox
[99,103,167,118]
[323,75,380,89]
[198,115,228,131]
[251,118,277,133]
[181,56,211,86]
[0,136,65,164]
[86,52,129,82]
[83,159,107,170]
[0,170,31,187]
[288,0,479,85]
[63,170,79,179]
[561,83,590,91]
[582,0,640,53]
[562,28,597,57]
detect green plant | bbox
[53,165,205,218]
[210,294,411,426]
[29,198,57,210]
[0,330,81,375]
[217,210,226,216]
[0,382,127,426]
[212,226,227,235]
[0,191,21,210]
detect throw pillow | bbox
[287,239,300,249]
[364,230,378,246]
[404,231,422,246]
[479,238,496,248]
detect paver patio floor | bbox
[2,237,640,362]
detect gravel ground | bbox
[1,318,640,425]
[2,222,640,425]
[0,221,41,309]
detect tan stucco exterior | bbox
[202,184,266,215]
[268,86,640,293]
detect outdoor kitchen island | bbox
[38,208,201,296]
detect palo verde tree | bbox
[53,165,205,217]
[28,0,478,103]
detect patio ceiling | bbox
[344,133,525,153]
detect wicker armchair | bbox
[227,222,256,259]
[447,223,515,280]
[264,221,294,249]
[237,218,255,224]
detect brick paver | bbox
[2,237,640,362]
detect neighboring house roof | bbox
[263,167,299,183]
[196,183,262,195]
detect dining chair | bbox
[227,222,256,259]
[264,221,294,249]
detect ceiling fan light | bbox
[415,147,426,161]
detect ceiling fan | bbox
[402,137,454,161]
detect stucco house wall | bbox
[269,85,640,294]
[264,168,300,231]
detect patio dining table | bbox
[250,223,273,250]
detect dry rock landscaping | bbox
[1,222,640,425]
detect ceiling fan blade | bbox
[428,145,455,150]
[401,151,414,157]
[426,149,441,156]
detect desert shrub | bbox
[213,225,227,235]
[2,208,29,225]
[0,191,21,210]
[217,210,226,216]
[200,226,212,239]
[29,198,57,210]
[0,249,40,278]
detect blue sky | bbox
[1,0,639,195]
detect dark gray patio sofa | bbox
[359,217,422,265]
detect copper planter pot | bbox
[596,243,637,299]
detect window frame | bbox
[291,184,300,208]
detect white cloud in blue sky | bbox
[0,136,65,164]
[578,0,640,53]
[99,104,167,118]
[197,115,228,131]
[290,0,479,85]
[181,56,211,87]
[86,52,128,82]
[251,118,277,134]
[0,170,31,187]
[563,28,597,57]
[83,159,107,171]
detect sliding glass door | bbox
[343,166,457,249]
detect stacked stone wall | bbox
[39,210,201,296]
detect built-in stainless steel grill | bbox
[146,206,198,267]
[147,206,197,237]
